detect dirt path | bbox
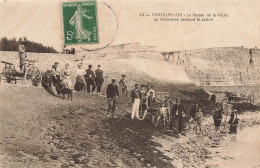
[0,84,174,168]
[1,84,259,168]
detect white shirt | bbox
[75,68,86,76]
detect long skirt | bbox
[62,76,73,90]
[74,75,87,91]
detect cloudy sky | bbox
[0,0,260,52]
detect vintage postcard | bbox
[0,0,259,168]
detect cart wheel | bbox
[24,66,42,86]
[2,68,12,83]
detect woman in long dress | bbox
[74,62,87,91]
[69,4,93,42]
[61,63,73,90]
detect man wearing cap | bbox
[106,79,119,118]
[85,65,96,93]
[95,65,104,95]
[119,74,128,97]
[131,84,142,120]
[170,98,187,136]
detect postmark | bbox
[62,1,98,45]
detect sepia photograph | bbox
[0,0,259,167]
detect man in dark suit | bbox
[170,98,186,136]
[106,78,119,118]
[85,65,96,93]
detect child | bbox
[155,103,167,130]
[228,110,239,134]
[213,106,223,134]
[194,108,203,133]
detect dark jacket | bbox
[213,112,222,121]
[85,69,95,80]
[106,84,119,99]
[131,89,141,103]
[190,106,199,118]
[171,104,186,117]
[228,112,239,125]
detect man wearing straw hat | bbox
[106,78,119,118]
[131,84,142,120]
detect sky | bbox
[0,0,260,52]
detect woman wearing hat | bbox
[74,62,87,91]
[61,63,73,89]
[95,65,104,95]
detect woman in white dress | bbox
[74,62,87,91]
[61,63,73,89]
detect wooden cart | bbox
[0,60,42,86]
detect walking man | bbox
[106,78,119,118]
[85,65,96,93]
[170,98,186,136]
[131,84,142,120]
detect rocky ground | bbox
[153,112,260,168]
[0,83,259,168]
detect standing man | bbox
[95,65,104,95]
[106,78,119,118]
[131,84,142,120]
[140,84,148,118]
[145,91,160,123]
[170,98,186,136]
[119,74,128,97]
[18,43,26,72]
[85,65,96,93]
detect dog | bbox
[60,88,73,100]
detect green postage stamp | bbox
[62,1,98,45]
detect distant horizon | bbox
[0,36,258,54]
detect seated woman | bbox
[51,62,62,94]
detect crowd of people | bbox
[51,62,106,95]
[50,61,240,138]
